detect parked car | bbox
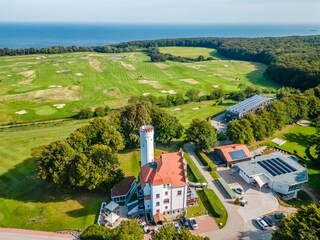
[233,188,244,195]
[256,217,269,230]
[189,218,198,230]
[274,212,286,220]
[263,216,275,227]
[173,221,180,232]
[181,216,190,228]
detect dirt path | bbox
[0,228,75,240]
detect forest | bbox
[1,35,320,89]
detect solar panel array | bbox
[229,150,247,161]
[226,95,271,114]
[257,158,297,177]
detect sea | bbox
[0,23,319,49]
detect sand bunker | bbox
[154,63,170,69]
[75,72,83,76]
[120,61,136,71]
[68,61,75,64]
[212,84,220,88]
[171,108,181,111]
[138,80,162,89]
[160,89,176,94]
[48,85,63,88]
[109,56,122,61]
[143,93,151,96]
[18,70,36,84]
[15,110,28,115]
[53,104,66,109]
[88,58,102,72]
[189,65,201,70]
[56,70,71,74]
[192,107,200,110]
[0,86,80,103]
[180,78,199,84]
[213,73,223,76]
[297,120,311,127]
[224,64,229,67]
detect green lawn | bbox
[159,47,228,59]
[0,120,111,231]
[282,190,313,208]
[186,190,207,218]
[253,124,320,194]
[165,100,235,127]
[0,49,280,123]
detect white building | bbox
[236,152,308,199]
[138,125,188,224]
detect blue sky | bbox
[1,0,319,23]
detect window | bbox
[156,202,160,206]
[163,199,169,204]
[165,191,168,196]
[177,190,182,196]
[156,194,160,198]
[165,206,168,210]
[156,209,160,213]
[167,184,170,188]
[163,184,166,188]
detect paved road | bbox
[184,144,244,240]
[0,228,75,240]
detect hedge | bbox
[196,150,219,180]
[183,151,207,183]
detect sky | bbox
[0,0,319,24]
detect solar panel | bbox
[275,158,297,172]
[257,158,297,177]
[272,158,292,173]
[229,150,247,161]
[257,161,277,176]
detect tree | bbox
[185,89,200,102]
[175,93,185,105]
[153,224,208,240]
[186,119,217,151]
[244,85,261,97]
[117,220,144,240]
[272,203,320,240]
[226,119,254,144]
[152,108,183,144]
[81,224,114,240]
[119,103,152,148]
[94,106,109,117]
[209,88,225,100]
[150,53,166,62]
[77,108,94,119]
[34,118,124,191]
[243,114,267,141]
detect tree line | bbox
[227,86,320,144]
[1,35,320,89]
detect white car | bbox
[189,218,198,230]
[173,221,180,232]
[256,217,269,230]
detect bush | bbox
[77,108,94,119]
[234,197,240,205]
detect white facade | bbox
[144,183,187,216]
[140,125,154,167]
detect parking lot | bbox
[217,167,279,240]
[191,215,219,235]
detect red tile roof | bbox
[111,175,136,197]
[139,150,187,188]
[215,144,252,162]
[153,213,164,223]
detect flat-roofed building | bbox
[225,95,274,121]
[236,152,308,199]
[214,144,253,167]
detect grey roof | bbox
[236,152,308,186]
[226,95,272,114]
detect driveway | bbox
[184,144,279,240]
[211,113,227,133]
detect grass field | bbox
[159,47,228,59]
[251,124,320,193]
[165,99,236,126]
[0,121,110,231]
[0,49,280,123]
[0,120,179,231]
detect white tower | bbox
[140,125,154,167]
